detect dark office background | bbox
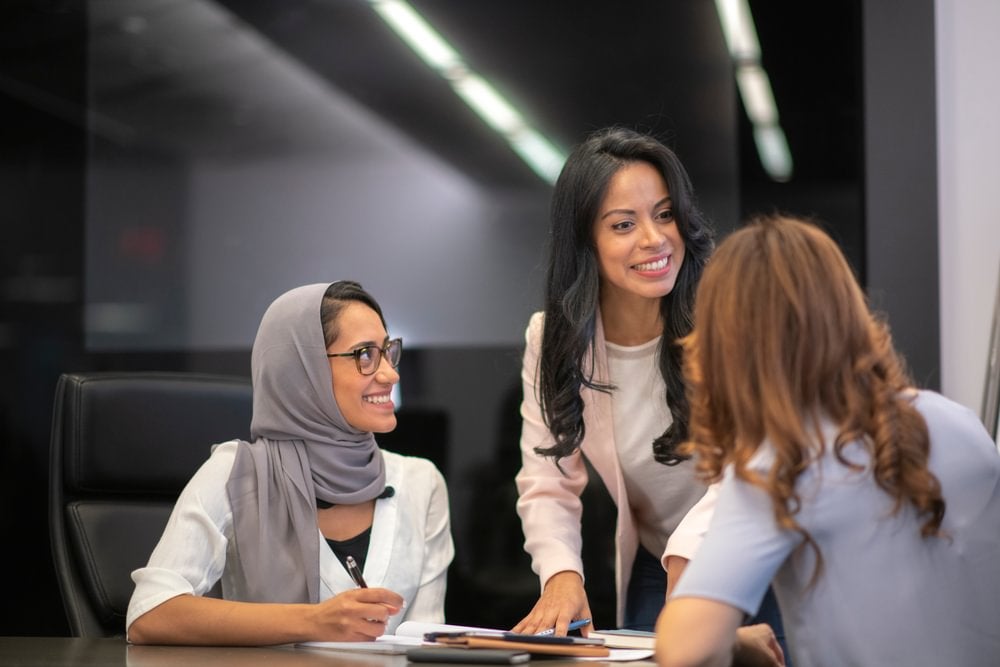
[1,0,937,635]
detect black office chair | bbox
[48,371,252,637]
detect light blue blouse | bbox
[673,391,1000,666]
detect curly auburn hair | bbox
[682,214,945,583]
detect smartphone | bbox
[407,647,530,664]
[501,632,605,646]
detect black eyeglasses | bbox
[327,337,402,376]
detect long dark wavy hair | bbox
[535,126,714,465]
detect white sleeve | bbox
[126,442,237,630]
[662,483,719,562]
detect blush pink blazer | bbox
[515,311,714,626]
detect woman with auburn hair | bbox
[655,215,1000,667]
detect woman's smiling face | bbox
[592,160,686,305]
[327,302,399,433]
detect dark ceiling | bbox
[3,1,863,197]
[210,0,862,191]
[747,1,863,186]
[208,0,739,190]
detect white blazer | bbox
[127,443,453,635]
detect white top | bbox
[127,443,454,635]
[672,390,1000,666]
[516,311,716,625]
[606,337,707,557]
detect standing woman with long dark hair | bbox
[512,127,783,649]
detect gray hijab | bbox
[226,282,386,603]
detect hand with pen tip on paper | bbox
[339,554,411,637]
[310,586,405,641]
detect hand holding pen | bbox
[340,555,406,632]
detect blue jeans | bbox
[623,546,667,631]
[623,546,791,665]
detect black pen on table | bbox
[345,555,368,588]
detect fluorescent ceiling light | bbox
[714,0,793,182]
[452,74,523,134]
[753,125,793,182]
[370,0,459,70]
[509,128,566,184]
[369,0,565,184]
[714,0,761,62]
[735,64,778,125]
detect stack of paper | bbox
[297,621,504,655]
[298,621,655,661]
[588,629,657,650]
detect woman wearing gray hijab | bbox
[126,281,454,645]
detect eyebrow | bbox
[599,196,672,220]
[348,336,390,350]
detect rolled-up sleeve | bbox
[126,442,236,631]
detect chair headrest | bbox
[57,373,252,495]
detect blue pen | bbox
[536,618,591,636]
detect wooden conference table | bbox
[0,637,657,667]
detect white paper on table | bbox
[296,620,506,655]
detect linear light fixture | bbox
[714,0,793,182]
[368,0,565,184]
